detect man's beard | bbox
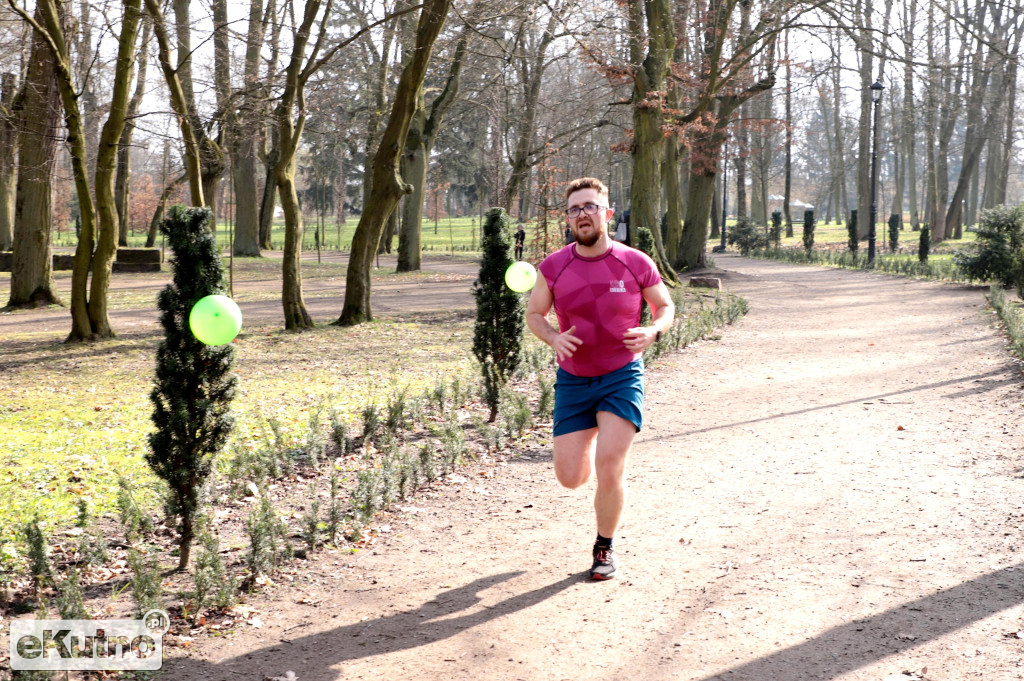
[574,224,602,247]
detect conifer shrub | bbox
[802,209,816,253]
[919,225,931,263]
[770,210,783,246]
[472,208,524,422]
[888,213,901,252]
[190,519,237,617]
[953,204,1024,292]
[727,218,767,255]
[148,206,237,570]
[847,209,858,253]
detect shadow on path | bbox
[160,572,579,681]
[682,563,1024,680]
[658,367,1017,441]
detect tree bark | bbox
[7,15,62,309]
[0,72,17,252]
[230,0,266,257]
[115,17,151,247]
[628,0,677,280]
[500,10,558,211]
[146,0,204,206]
[663,135,683,266]
[338,0,452,325]
[397,26,468,272]
[855,0,872,239]
[783,30,793,237]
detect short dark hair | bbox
[565,177,609,202]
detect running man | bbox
[526,177,674,580]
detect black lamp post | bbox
[720,141,728,251]
[868,79,884,265]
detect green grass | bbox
[731,217,983,283]
[0,311,483,547]
[51,215,498,255]
[987,284,1024,359]
[0,249,746,549]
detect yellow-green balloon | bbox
[505,261,537,292]
[189,295,243,345]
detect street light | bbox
[868,79,884,265]
[721,141,728,250]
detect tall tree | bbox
[338,0,453,325]
[397,24,470,272]
[115,16,151,246]
[627,0,677,280]
[229,0,271,257]
[5,3,62,309]
[0,71,18,252]
[8,0,144,338]
[942,1,1022,238]
[675,0,781,271]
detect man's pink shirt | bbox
[538,241,661,377]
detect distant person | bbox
[526,177,674,580]
[514,222,526,260]
[564,221,575,245]
[613,208,630,246]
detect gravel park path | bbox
[148,253,1024,681]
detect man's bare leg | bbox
[593,411,637,538]
[553,426,598,489]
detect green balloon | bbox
[189,295,243,345]
[505,261,537,293]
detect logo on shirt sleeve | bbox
[609,279,626,293]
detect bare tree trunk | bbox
[146,0,204,206]
[338,0,452,325]
[397,110,427,270]
[258,154,278,249]
[628,0,677,279]
[783,31,793,237]
[76,0,99,180]
[855,0,873,239]
[0,72,17,252]
[922,2,940,234]
[397,25,468,271]
[944,24,1012,237]
[831,54,849,223]
[115,17,151,247]
[7,15,62,309]
[229,0,268,257]
[663,135,683,266]
[500,10,558,210]
[902,0,918,229]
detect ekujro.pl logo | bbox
[10,610,169,671]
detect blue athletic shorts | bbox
[553,359,645,436]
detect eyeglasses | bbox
[566,203,607,219]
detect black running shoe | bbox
[589,544,617,580]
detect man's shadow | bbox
[160,571,580,681]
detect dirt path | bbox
[157,254,1024,681]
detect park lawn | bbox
[0,255,736,549]
[53,215,573,258]
[55,216,492,255]
[0,309,487,547]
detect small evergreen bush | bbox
[727,218,768,255]
[847,209,858,253]
[953,204,1024,292]
[918,225,931,263]
[770,210,783,247]
[149,206,237,570]
[473,208,524,421]
[802,209,815,253]
[888,213,900,252]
